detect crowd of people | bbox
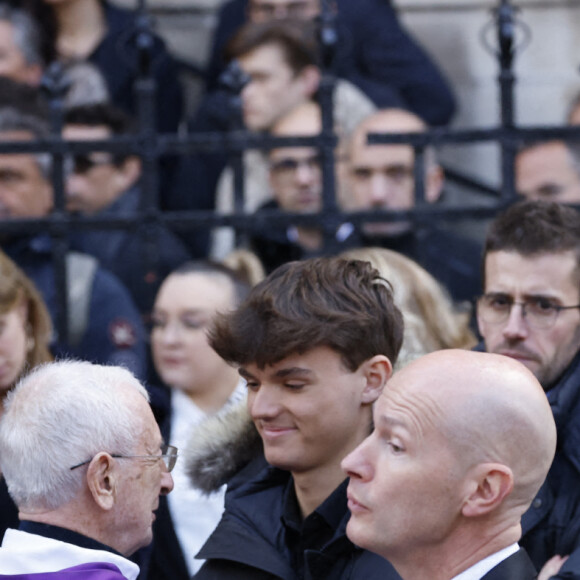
[0,1,579,579]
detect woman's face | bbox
[0,302,28,394]
[151,272,236,396]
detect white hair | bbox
[0,360,150,511]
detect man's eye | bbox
[388,441,404,453]
[285,383,305,391]
[529,298,556,313]
[488,296,510,309]
[353,168,371,180]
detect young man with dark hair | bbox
[477,200,580,578]
[194,256,403,579]
[205,0,456,127]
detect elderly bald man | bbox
[342,349,556,580]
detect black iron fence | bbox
[1,0,579,341]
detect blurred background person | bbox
[207,19,375,259]
[0,248,52,542]
[206,0,456,126]
[0,2,109,107]
[515,140,580,204]
[0,1,47,85]
[248,101,331,271]
[63,103,193,322]
[339,108,482,304]
[146,261,252,579]
[43,0,183,135]
[0,79,148,379]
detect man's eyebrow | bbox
[376,414,408,431]
[273,367,314,379]
[238,367,314,379]
[238,368,254,380]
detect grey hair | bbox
[0,106,51,179]
[0,5,42,67]
[0,360,150,511]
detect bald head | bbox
[350,108,427,148]
[269,102,322,213]
[342,349,556,576]
[342,108,442,233]
[271,101,321,137]
[397,350,556,504]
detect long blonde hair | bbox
[340,247,476,365]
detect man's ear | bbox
[86,452,117,512]
[115,156,141,192]
[425,164,444,203]
[299,65,321,99]
[461,463,514,518]
[361,355,393,404]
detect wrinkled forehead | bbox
[376,371,450,438]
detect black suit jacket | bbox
[481,548,537,580]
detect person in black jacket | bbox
[206,0,456,127]
[192,256,404,579]
[340,108,482,305]
[476,201,580,579]
[63,103,196,322]
[343,349,556,580]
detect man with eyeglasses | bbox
[0,360,175,579]
[249,101,352,273]
[63,103,193,321]
[476,200,580,578]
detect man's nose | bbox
[295,161,317,184]
[502,303,529,340]
[248,385,280,420]
[160,470,174,495]
[369,174,392,207]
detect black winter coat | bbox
[520,351,580,577]
[194,461,401,580]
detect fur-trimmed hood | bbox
[184,400,262,494]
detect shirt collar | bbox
[451,543,519,580]
[19,521,123,557]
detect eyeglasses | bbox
[69,444,178,472]
[270,155,321,180]
[477,293,580,329]
[66,154,115,175]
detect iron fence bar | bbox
[317,0,340,254]
[41,62,71,346]
[134,0,163,317]
[496,0,517,201]
[4,0,580,343]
